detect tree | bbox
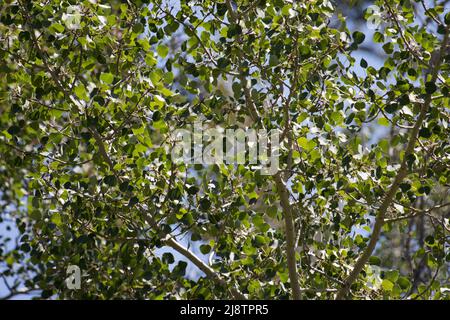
[0,0,449,300]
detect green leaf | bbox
[50,23,65,33]
[297,137,316,151]
[377,117,390,126]
[162,252,175,264]
[200,244,211,254]
[425,81,437,94]
[398,277,411,290]
[227,24,242,38]
[419,127,432,138]
[373,32,384,43]
[383,42,394,54]
[51,213,62,226]
[104,175,117,186]
[132,22,144,34]
[100,73,114,84]
[217,57,230,69]
[369,256,381,266]
[353,31,365,44]
[331,111,344,125]
[187,186,199,195]
[381,279,394,291]
[385,103,398,114]
[74,84,88,100]
[267,205,278,218]
[360,58,368,68]
[254,235,267,246]
[7,125,20,135]
[199,197,211,211]
[386,270,399,282]
[157,45,169,58]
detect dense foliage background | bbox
[0,0,449,299]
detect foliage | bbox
[0,0,449,300]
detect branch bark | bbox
[225,0,302,299]
[274,174,302,300]
[141,208,246,299]
[335,25,450,299]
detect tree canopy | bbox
[0,0,449,300]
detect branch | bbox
[384,1,449,88]
[165,237,245,299]
[274,174,302,300]
[274,27,302,300]
[81,131,245,299]
[225,0,261,124]
[335,25,450,300]
[384,202,450,223]
[225,0,302,299]
[0,275,38,300]
[90,124,245,298]
[0,287,39,300]
[89,128,116,170]
[140,206,246,299]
